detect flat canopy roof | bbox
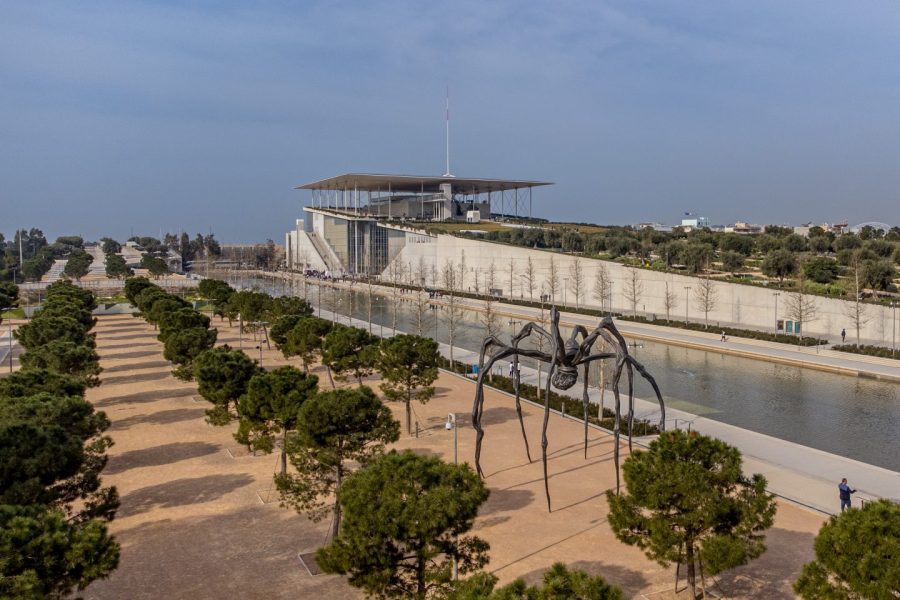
[295,173,552,194]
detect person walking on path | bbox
[838,478,856,511]
[841,328,846,343]
[721,331,727,342]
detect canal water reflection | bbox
[240,276,900,472]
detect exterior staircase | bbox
[307,231,344,274]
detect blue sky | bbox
[2,1,900,242]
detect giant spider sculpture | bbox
[471,307,665,511]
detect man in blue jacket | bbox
[838,478,856,512]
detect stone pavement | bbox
[83,314,825,599]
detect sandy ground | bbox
[83,314,825,599]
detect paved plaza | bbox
[84,314,827,599]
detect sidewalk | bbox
[321,305,900,517]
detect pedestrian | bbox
[509,361,515,379]
[721,331,726,342]
[838,478,856,512]
[841,328,846,343]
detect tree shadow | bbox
[83,505,351,600]
[118,474,255,517]
[102,333,157,341]
[102,359,170,373]
[109,408,205,431]
[105,441,220,474]
[714,527,816,599]
[95,386,196,407]
[99,324,147,332]
[103,349,159,360]
[405,447,438,457]
[102,370,171,385]
[100,342,159,352]
[479,488,535,515]
[535,560,650,597]
[476,515,510,528]
[480,406,522,426]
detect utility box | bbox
[466,210,481,223]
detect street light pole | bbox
[892,301,897,359]
[2,308,12,373]
[445,413,458,581]
[773,292,781,334]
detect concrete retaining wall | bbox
[384,232,897,345]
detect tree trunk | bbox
[416,555,426,599]
[280,429,287,476]
[405,397,412,435]
[327,366,335,389]
[686,542,698,599]
[331,464,343,540]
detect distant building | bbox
[724,221,763,234]
[681,216,709,229]
[287,172,551,276]
[635,222,672,232]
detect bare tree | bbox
[485,261,498,296]
[416,256,428,288]
[365,278,374,334]
[507,257,516,298]
[386,260,405,333]
[663,280,678,323]
[568,259,585,309]
[458,249,468,291]
[441,259,464,368]
[592,263,612,314]
[546,255,561,303]
[412,287,433,337]
[844,253,870,346]
[784,267,818,341]
[480,262,500,339]
[523,256,537,300]
[693,275,718,328]
[623,267,643,316]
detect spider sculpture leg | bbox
[511,352,532,463]
[582,362,590,459]
[541,360,557,512]
[472,334,552,479]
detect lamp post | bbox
[255,345,263,368]
[683,287,690,324]
[445,413,458,581]
[892,301,897,359]
[773,292,781,334]
[2,308,12,373]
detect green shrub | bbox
[831,344,898,359]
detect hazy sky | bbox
[3,1,900,242]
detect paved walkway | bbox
[85,314,826,599]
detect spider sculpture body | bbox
[471,307,665,511]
